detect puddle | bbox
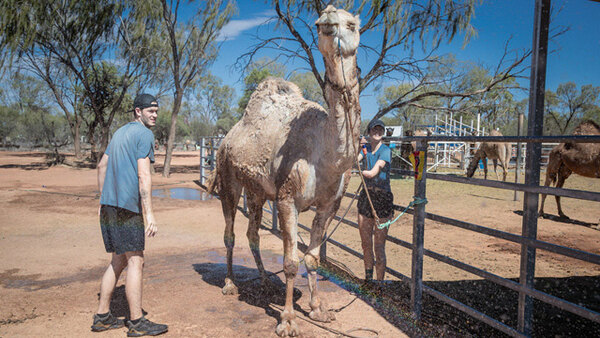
[152,187,214,200]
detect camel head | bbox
[466,149,482,178]
[315,5,360,58]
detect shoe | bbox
[91,312,125,332]
[127,316,168,337]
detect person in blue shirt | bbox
[357,119,394,282]
[92,94,168,336]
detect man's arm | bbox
[97,154,109,194]
[138,157,157,237]
[97,154,109,216]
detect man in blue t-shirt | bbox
[357,119,394,282]
[91,94,168,336]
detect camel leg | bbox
[554,168,572,219]
[275,198,300,337]
[539,172,553,217]
[483,158,488,180]
[220,178,243,295]
[492,159,500,180]
[245,193,272,288]
[304,204,338,323]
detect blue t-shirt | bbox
[100,122,155,213]
[363,143,392,191]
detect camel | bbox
[466,129,511,181]
[207,6,361,337]
[539,120,600,219]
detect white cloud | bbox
[216,12,274,41]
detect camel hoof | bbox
[275,319,299,337]
[309,303,336,323]
[222,278,238,295]
[276,310,299,337]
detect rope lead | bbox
[377,196,428,229]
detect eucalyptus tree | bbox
[157,0,236,177]
[237,0,529,121]
[1,0,162,163]
[544,82,600,135]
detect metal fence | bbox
[195,1,600,335]
[199,133,600,337]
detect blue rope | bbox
[377,196,428,229]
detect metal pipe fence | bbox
[198,131,600,336]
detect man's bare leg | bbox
[96,253,127,314]
[125,251,144,320]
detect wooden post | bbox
[411,140,428,320]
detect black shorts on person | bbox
[357,188,394,219]
[100,205,145,255]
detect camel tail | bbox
[205,168,218,195]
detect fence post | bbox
[272,200,278,231]
[200,137,206,185]
[320,233,327,263]
[514,113,524,201]
[519,0,549,335]
[411,139,428,320]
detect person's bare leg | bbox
[358,214,375,277]
[373,219,390,280]
[125,251,144,320]
[96,253,127,314]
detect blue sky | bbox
[209,0,600,120]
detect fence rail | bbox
[198,129,600,337]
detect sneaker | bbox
[91,312,125,332]
[126,316,168,337]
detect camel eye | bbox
[347,23,356,31]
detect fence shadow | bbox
[317,260,600,337]
[514,210,599,228]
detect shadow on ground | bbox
[514,210,598,229]
[320,258,600,337]
[192,262,304,324]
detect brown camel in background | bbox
[207,6,361,337]
[539,120,600,220]
[466,129,511,181]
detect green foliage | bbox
[289,71,326,107]
[544,82,600,135]
[0,105,19,144]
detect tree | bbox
[544,82,600,135]
[194,73,236,126]
[158,0,236,177]
[1,0,161,163]
[237,0,529,120]
[289,71,326,107]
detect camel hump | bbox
[573,120,600,135]
[255,77,303,98]
[490,129,503,136]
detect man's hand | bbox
[145,214,157,237]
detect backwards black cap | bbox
[133,93,158,110]
[367,119,385,132]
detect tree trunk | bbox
[163,90,183,177]
[73,117,82,159]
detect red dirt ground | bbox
[0,150,598,337]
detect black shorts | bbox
[357,188,394,219]
[100,205,145,255]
